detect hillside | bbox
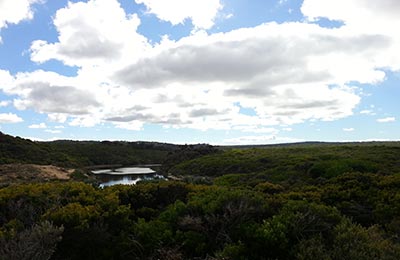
[0,132,217,168]
[170,143,400,181]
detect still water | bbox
[92,166,164,187]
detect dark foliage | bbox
[0,132,217,168]
[1,134,400,259]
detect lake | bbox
[92,166,164,187]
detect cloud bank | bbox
[1,0,399,133]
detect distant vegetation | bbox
[1,132,400,259]
[171,143,400,180]
[0,131,217,168]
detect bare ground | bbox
[0,164,74,184]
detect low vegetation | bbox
[1,133,400,259]
[0,131,216,168]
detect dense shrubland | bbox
[170,144,400,178]
[0,131,216,168]
[1,133,400,259]
[1,176,399,259]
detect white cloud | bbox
[0,70,14,91]
[343,128,355,132]
[224,13,234,20]
[222,135,304,145]
[1,0,397,135]
[301,0,400,71]
[232,126,278,134]
[135,0,222,29]
[6,71,101,115]
[302,0,400,30]
[69,115,101,128]
[0,69,107,127]
[114,121,144,131]
[377,117,396,123]
[30,0,150,67]
[0,113,23,123]
[360,109,376,116]
[29,122,46,129]
[0,100,10,107]
[114,23,368,127]
[0,0,41,42]
[45,129,62,134]
[48,113,68,123]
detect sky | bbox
[0,0,399,145]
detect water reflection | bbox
[92,167,164,187]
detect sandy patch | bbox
[0,164,74,184]
[35,165,74,180]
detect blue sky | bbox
[0,0,399,144]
